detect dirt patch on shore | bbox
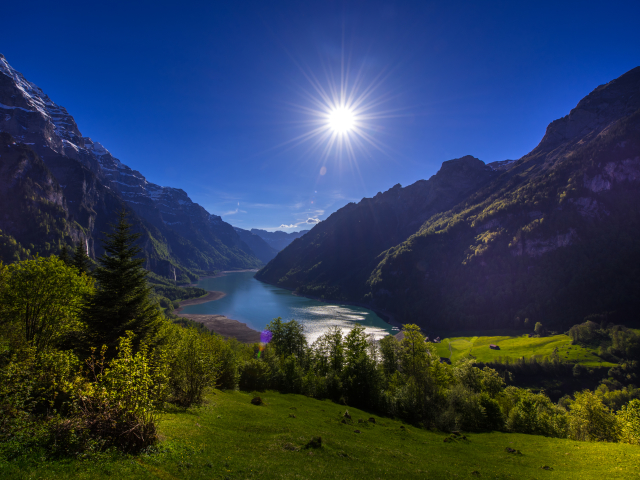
[177,314,260,343]
[175,291,226,312]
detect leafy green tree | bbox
[85,211,163,352]
[534,322,544,336]
[342,325,380,408]
[567,390,619,442]
[0,256,94,352]
[617,399,640,445]
[400,324,430,378]
[72,241,92,275]
[378,334,401,376]
[312,326,344,375]
[265,317,307,359]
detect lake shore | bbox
[185,269,260,286]
[174,291,227,313]
[177,313,261,343]
[176,275,261,342]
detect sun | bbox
[274,50,401,170]
[328,107,355,133]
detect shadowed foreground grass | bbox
[433,334,614,367]
[2,390,638,479]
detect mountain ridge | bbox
[258,66,640,331]
[0,54,262,278]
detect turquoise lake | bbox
[180,271,393,343]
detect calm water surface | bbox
[181,271,393,343]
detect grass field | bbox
[433,334,616,367]
[2,390,638,479]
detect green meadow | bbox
[2,390,638,480]
[433,334,615,367]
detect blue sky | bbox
[2,0,639,231]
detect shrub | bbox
[0,256,94,352]
[239,358,271,391]
[75,333,169,453]
[168,329,221,407]
[505,389,568,437]
[617,399,640,445]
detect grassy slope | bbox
[433,334,616,367]
[3,390,638,480]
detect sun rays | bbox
[276,50,404,177]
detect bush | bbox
[239,358,271,391]
[0,256,94,352]
[74,333,169,453]
[169,329,221,407]
[505,389,568,437]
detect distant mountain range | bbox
[0,54,306,280]
[257,66,640,331]
[232,228,310,264]
[250,229,310,251]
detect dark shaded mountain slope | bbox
[256,156,498,299]
[234,227,279,264]
[258,66,640,332]
[368,66,640,330]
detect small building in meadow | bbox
[489,344,500,350]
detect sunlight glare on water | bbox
[180,271,392,343]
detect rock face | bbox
[256,155,498,300]
[0,54,261,276]
[259,66,640,331]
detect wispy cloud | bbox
[222,202,247,216]
[278,217,320,229]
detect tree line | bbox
[0,212,639,460]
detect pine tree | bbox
[85,210,162,352]
[59,245,71,266]
[72,241,92,274]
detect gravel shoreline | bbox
[176,280,261,342]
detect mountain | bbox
[0,54,261,278]
[250,229,310,251]
[258,66,640,331]
[256,156,498,298]
[233,227,278,264]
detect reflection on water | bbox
[181,271,392,343]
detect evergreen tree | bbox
[85,210,162,352]
[59,244,72,266]
[72,241,92,274]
